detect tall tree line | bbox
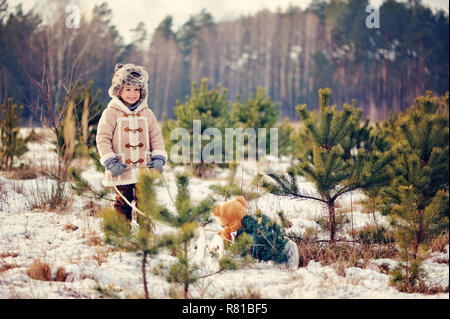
[0,0,448,123]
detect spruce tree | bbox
[0,98,31,169]
[263,88,394,243]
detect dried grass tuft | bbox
[54,267,68,282]
[27,259,52,281]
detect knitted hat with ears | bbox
[108,63,149,106]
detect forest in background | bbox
[0,0,448,123]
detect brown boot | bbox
[113,184,135,222]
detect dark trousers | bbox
[113,184,136,222]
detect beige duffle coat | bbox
[96,97,167,186]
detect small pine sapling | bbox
[231,86,279,160]
[102,169,258,299]
[263,88,394,243]
[101,206,163,299]
[385,91,449,259]
[0,98,32,169]
[171,78,232,177]
[138,170,246,298]
[101,170,168,299]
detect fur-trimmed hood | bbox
[108,63,149,106]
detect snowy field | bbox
[0,131,448,299]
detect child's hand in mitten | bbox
[147,155,166,173]
[104,157,127,177]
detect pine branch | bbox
[264,172,327,203]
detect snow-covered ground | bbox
[0,136,448,299]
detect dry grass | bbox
[377,262,391,274]
[0,179,7,201]
[224,287,262,299]
[423,286,449,294]
[92,248,111,266]
[6,179,26,196]
[391,274,449,295]
[432,257,449,265]
[27,259,52,281]
[353,224,396,245]
[430,233,449,254]
[94,283,122,299]
[2,165,41,180]
[0,251,19,258]
[297,241,399,272]
[83,200,105,217]
[34,159,59,179]
[26,179,73,212]
[84,235,103,247]
[332,255,348,277]
[54,267,68,282]
[194,279,215,299]
[64,223,79,232]
[26,259,69,282]
[0,261,19,273]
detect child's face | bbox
[119,85,140,106]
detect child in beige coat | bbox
[96,63,167,221]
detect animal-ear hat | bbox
[108,63,149,105]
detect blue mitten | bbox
[104,157,127,177]
[147,155,166,173]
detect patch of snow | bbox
[0,137,448,299]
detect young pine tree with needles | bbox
[0,98,31,169]
[385,91,449,260]
[263,88,394,243]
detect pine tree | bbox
[384,91,449,259]
[101,170,198,299]
[101,203,164,299]
[135,170,244,298]
[0,98,31,169]
[262,88,394,243]
[167,77,232,177]
[138,170,213,298]
[231,86,279,160]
